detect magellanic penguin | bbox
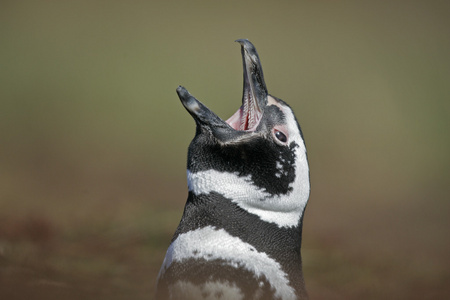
[156,39,310,300]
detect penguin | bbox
[155,39,310,300]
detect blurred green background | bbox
[1,1,449,299]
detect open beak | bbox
[177,39,268,140]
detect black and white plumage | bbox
[156,39,310,300]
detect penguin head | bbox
[177,39,310,228]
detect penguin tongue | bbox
[225,39,268,132]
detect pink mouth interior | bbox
[225,95,262,131]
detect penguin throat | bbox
[225,96,262,131]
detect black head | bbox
[177,39,310,228]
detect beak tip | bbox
[236,39,259,53]
[177,86,197,108]
[235,38,248,44]
[176,86,212,127]
[176,85,187,97]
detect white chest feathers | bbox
[158,226,297,300]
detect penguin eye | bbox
[274,130,287,143]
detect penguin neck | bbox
[186,168,309,228]
[172,191,307,297]
[173,191,305,260]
